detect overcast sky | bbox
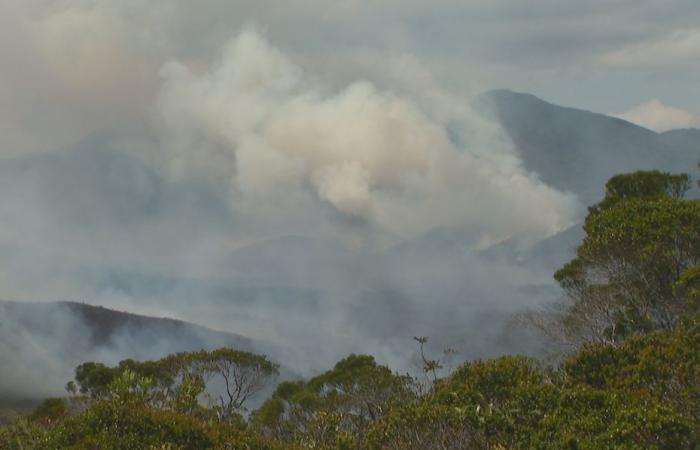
[2,0,700,158]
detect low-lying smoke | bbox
[0,29,582,398]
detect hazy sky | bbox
[2,0,700,158]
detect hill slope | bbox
[0,300,267,400]
[479,89,699,205]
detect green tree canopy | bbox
[71,347,278,420]
[591,170,690,212]
[253,354,414,447]
[541,170,700,345]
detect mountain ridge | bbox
[478,89,699,205]
[0,299,288,400]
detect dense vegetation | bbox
[1,169,698,449]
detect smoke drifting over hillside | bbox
[157,31,578,241]
[1,1,698,399]
[0,28,582,396]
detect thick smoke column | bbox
[157,31,579,245]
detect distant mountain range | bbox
[1,300,253,350]
[478,89,699,205]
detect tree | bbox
[200,348,279,419]
[365,402,486,450]
[73,362,120,399]
[69,348,279,420]
[254,354,414,446]
[589,170,690,213]
[30,398,67,424]
[561,314,700,434]
[533,170,700,346]
[4,318,700,449]
[675,264,700,311]
[413,336,443,383]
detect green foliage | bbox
[253,354,414,447]
[365,402,486,450]
[43,401,216,449]
[549,170,700,344]
[30,398,67,423]
[3,325,699,449]
[591,170,690,212]
[366,327,700,449]
[170,373,206,415]
[430,356,558,448]
[2,400,295,450]
[42,400,294,450]
[201,348,279,418]
[533,387,694,449]
[531,319,699,448]
[74,361,120,398]
[0,418,49,450]
[675,264,700,309]
[71,347,279,419]
[581,198,700,263]
[563,316,700,430]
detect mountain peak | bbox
[477,90,699,206]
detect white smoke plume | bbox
[157,30,579,245]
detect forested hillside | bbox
[1,168,699,449]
